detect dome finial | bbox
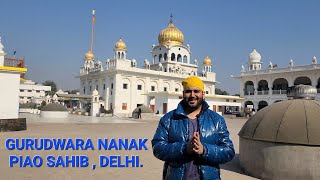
[170,13,173,23]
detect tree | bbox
[65,89,79,94]
[43,80,57,95]
[215,88,229,95]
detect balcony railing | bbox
[244,91,254,95]
[272,90,287,95]
[257,90,269,95]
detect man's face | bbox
[183,87,204,110]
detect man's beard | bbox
[183,97,203,111]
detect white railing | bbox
[272,90,287,95]
[257,90,269,95]
[244,91,254,95]
[241,64,320,76]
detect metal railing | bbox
[244,91,254,95]
[272,90,287,95]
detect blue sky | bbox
[1,0,320,94]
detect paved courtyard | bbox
[0,113,257,180]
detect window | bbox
[103,84,106,90]
[28,90,32,92]
[110,91,112,95]
[233,100,237,102]
[179,96,182,99]
[175,88,179,92]
[111,83,113,89]
[226,99,229,102]
[137,85,142,90]
[27,97,31,99]
[36,90,40,93]
[20,90,24,92]
[83,87,85,94]
[206,91,209,94]
[123,84,128,89]
[122,103,127,110]
[164,87,167,92]
[90,86,92,91]
[151,86,155,91]
[96,85,98,90]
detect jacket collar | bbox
[175,100,210,117]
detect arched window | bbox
[183,55,187,63]
[159,54,162,62]
[171,53,175,61]
[118,52,121,59]
[164,53,167,61]
[154,55,157,63]
[177,54,182,62]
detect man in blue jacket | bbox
[152,76,235,180]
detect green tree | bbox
[43,80,57,96]
[65,89,79,94]
[215,88,229,95]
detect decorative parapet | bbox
[239,64,320,77]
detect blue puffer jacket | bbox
[152,101,235,180]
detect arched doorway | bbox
[258,80,269,95]
[273,78,288,94]
[244,81,254,95]
[294,76,311,85]
[258,101,268,111]
[244,101,254,108]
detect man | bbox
[138,107,142,119]
[152,76,235,180]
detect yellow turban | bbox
[182,76,204,91]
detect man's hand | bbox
[187,137,194,155]
[193,132,204,155]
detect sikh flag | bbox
[92,9,96,22]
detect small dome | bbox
[239,89,320,145]
[92,89,99,96]
[85,50,94,61]
[115,38,127,50]
[158,19,184,46]
[203,56,212,66]
[249,48,261,62]
[287,84,317,100]
[41,103,68,111]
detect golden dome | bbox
[158,20,184,46]
[115,38,127,50]
[203,56,212,66]
[85,50,94,61]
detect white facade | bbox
[235,49,320,110]
[0,37,27,119]
[79,18,243,117]
[19,80,51,104]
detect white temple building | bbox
[233,48,320,110]
[0,37,27,119]
[79,14,243,117]
[19,80,51,105]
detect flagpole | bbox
[90,10,95,53]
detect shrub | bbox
[20,102,37,109]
